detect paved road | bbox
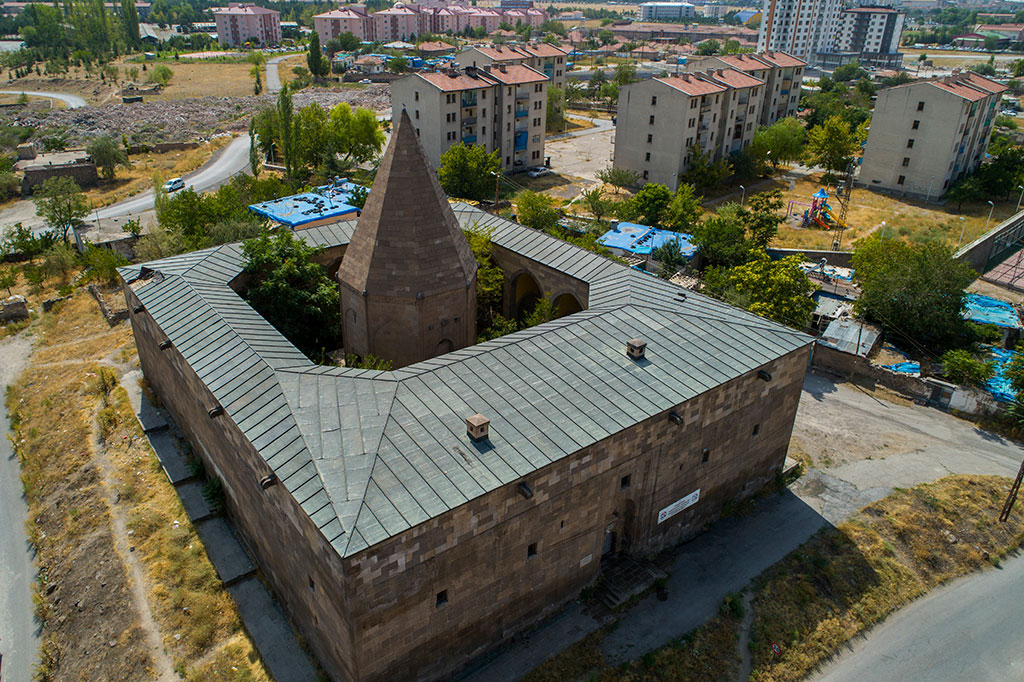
[93,134,252,221]
[813,553,1024,682]
[266,53,302,94]
[0,89,86,108]
[0,335,37,682]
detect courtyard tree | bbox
[389,56,409,73]
[613,61,637,86]
[690,211,749,269]
[941,348,995,386]
[741,189,784,249]
[580,185,610,223]
[437,143,501,201]
[277,84,295,177]
[307,30,328,78]
[682,144,732,191]
[242,230,342,360]
[751,117,806,169]
[852,236,977,351]
[597,166,639,193]
[805,114,864,177]
[86,134,131,181]
[630,182,672,226]
[704,252,816,328]
[663,182,702,232]
[33,176,89,243]
[515,190,560,232]
[0,265,16,295]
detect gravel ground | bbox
[0,85,391,146]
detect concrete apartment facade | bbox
[214,2,280,47]
[818,5,906,69]
[454,43,570,90]
[685,51,805,126]
[858,73,1006,200]
[756,0,843,64]
[392,65,548,172]
[639,2,697,21]
[614,69,766,190]
[121,114,812,681]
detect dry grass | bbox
[761,173,1021,251]
[84,136,233,209]
[6,284,269,682]
[277,53,308,88]
[748,475,1024,682]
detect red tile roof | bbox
[487,63,548,85]
[656,74,727,96]
[707,67,764,89]
[417,71,491,92]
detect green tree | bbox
[121,0,139,46]
[946,174,985,210]
[389,56,409,73]
[597,166,639,193]
[682,144,732,191]
[522,294,555,328]
[41,242,79,282]
[690,212,749,268]
[242,230,342,360]
[751,118,806,168]
[581,186,609,222]
[516,191,560,232]
[630,183,672,226]
[652,239,686,278]
[613,61,637,85]
[547,85,565,131]
[704,253,816,328]
[741,189,784,249]
[326,102,386,166]
[437,143,501,201]
[251,63,263,94]
[852,236,977,351]
[87,134,131,181]
[696,39,720,55]
[664,183,702,232]
[0,266,17,295]
[148,63,173,85]
[464,222,506,335]
[941,349,995,386]
[33,176,89,243]
[248,118,260,177]
[277,84,295,177]
[307,29,327,77]
[805,114,863,176]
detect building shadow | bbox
[803,370,840,402]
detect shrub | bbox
[941,349,995,387]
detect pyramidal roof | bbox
[337,109,477,298]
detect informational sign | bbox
[657,488,700,524]
[579,554,593,568]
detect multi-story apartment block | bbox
[613,69,766,190]
[214,2,280,47]
[392,64,549,173]
[818,5,905,69]
[685,51,805,127]
[757,0,843,64]
[455,43,570,90]
[858,72,1006,200]
[639,2,697,21]
[314,5,371,42]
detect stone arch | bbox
[511,271,541,322]
[436,338,454,355]
[552,292,583,319]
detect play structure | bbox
[787,188,850,231]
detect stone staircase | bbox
[595,554,668,609]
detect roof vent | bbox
[159,340,172,350]
[467,413,490,441]
[517,481,533,499]
[133,304,144,314]
[208,405,224,418]
[498,64,507,73]
[627,338,647,361]
[259,473,278,490]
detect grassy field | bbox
[5,276,270,681]
[277,53,309,89]
[119,60,256,100]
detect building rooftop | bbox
[598,222,697,257]
[214,3,278,16]
[899,72,1008,102]
[705,67,764,89]
[655,73,727,96]
[248,182,364,229]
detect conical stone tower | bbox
[337,109,478,368]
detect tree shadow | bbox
[803,370,839,402]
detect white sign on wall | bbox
[657,488,700,524]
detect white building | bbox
[819,5,906,69]
[639,2,697,21]
[756,0,843,65]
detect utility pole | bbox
[1000,456,1024,522]
[493,170,500,208]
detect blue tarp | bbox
[248,180,365,229]
[880,343,921,375]
[598,222,697,257]
[962,293,1021,329]
[985,346,1018,402]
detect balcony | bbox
[516,89,530,100]
[462,116,477,126]
[514,130,528,151]
[462,135,477,144]
[515,108,528,118]
[461,95,477,107]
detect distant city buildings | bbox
[213,2,281,47]
[391,64,549,172]
[454,43,570,90]
[313,1,548,46]
[858,73,1006,200]
[819,5,906,69]
[614,51,805,190]
[639,2,697,22]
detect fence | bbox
[955,208,1024,275]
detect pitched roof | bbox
[901,72,1008,101]
[655,73,727,96]
[416,70,492,91]
[338,110,476,302]
[705,67,764,89]
[486,63,548,85]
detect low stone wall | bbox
[955,208,1024,275]
[342,72,403,83]
[768,248,853,268]
[88,284,128,325]
[22,161,98,194]
[810,342,931,401]
[127,141,200,155]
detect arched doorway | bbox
[512,271,541,322]
[553,293,583,319]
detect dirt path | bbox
[735,591,755,682]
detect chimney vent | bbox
[467,413,490,441]
[499,64,506,73]
[627,338,647,361]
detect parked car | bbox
[358,78,372,84]
[163,177,185,192]
[527,167,552,178]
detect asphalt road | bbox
[813,553,1024,682]
[93,133,252,221]
[0,335,36,682]
[0,89,87,108]
[266,53,302,94]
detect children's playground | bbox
[787,188,850,232]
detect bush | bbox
[83,245,128,285]
[941,349,995,387]
[147,64,173,85]
[1,224,57,260]
[40,242,79,282]
[0,171,20,200]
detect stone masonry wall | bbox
[124,285,360,682]
[344,345,810,682]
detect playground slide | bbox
[823,209,848,229]
[813,216,830,229]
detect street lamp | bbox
[739,184,746,206]
[927,175,935,202]
[1017,184,1024,212]
[956,216,967,249]
[985,200,995,232]
[880,220,886,238]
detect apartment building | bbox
[214,3,281,47]
[858,73,1006,200]
[455,43,570,89]
[685,51,805,126]
[391,64,548,173]
[639,2,697,21]
[756,0,843,64]
[818,5,906,69]
[613,69,766,190]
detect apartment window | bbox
[651,95,657,106]
[506,122,511,132]
[620,474,631,490]
[642,170,648,179]
[505,156,510,164]
[897,175,905,185]
[690,99,698,109]
[481,91,486,100]
[436,590,448,607]
[482,126,486,135]
[917,101,925,111]
[416,128,419,136]
[912,120,920,129]
[527,542,537,558]
[902,157,911,167]
[701,448,710,463]
[414,91,419,102]
[752,424,760,437]
[415,109,419,119]
[649,115,655,125]
[686,137,693,146]
[907,139,914,148]
[645,152,651,162]
[689,118,696,127]
[533,118,541,127]
[481,108,486,117]
[531,150,540,159]
[647,134,653,143]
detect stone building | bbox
[120,113,812,682]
